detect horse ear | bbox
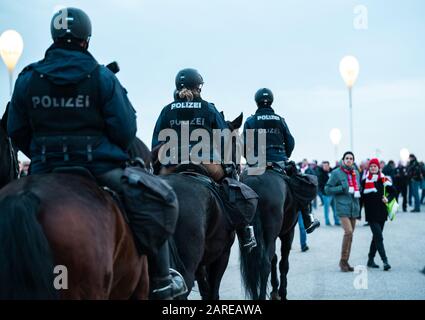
[220,111,225,119]
[231,112,243,130]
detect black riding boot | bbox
[149,241,188,300]
[237,225,257,252]
[302,211,320,234]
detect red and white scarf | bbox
[363,171,392,194]
[340,165,361,198]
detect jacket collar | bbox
[255,106,275,114]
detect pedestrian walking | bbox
[325,151,361,272]
[361,158,396,271]
[317,161,340,226]
[394,161,409,212]
[407,154,424,212]
[420,161,425,205]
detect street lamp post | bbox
[339,55,359,152]
[330,128,342,165]
[0,29,24,97]
[400,148,410,165]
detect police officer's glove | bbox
[223,163,238,180]
[130,157,146,169]
[285,161,297,177]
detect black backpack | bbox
[121,166,179,256]
[286,173,318,205]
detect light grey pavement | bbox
[189,203,425,300]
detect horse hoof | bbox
[270,292,281,300]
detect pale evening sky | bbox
[1,0,424,164]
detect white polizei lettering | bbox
[171,102,202,110]
[41,96,51,108]
[75,95,84,108]
[32,96,41,108]
[52,97,60,107]
[31,95,91,108]
[170,118,205,127]
[193,118,204,125]
[65,97,74,107]
[257,115,280,121]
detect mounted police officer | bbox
[7,7,186,300]
[244,88,294,166]
[152,68,257,250]
[243,88,320,233]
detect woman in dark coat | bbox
[361,158,396,271]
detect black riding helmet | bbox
[51,7,92,42]
[175,68,204,90]
[255,88,274,107]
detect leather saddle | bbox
[52,166,96,181]
[174,163,210,176]
[172,163,216,185]
[52,166,128,222]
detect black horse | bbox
[129,113,245,300]
[240,168,299,300]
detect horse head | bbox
[221,112,244,172]
[226,112,243,131]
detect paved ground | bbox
[189,203,425,300]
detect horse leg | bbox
[278,228,295,300]
[206,244,233,300]
[131,255,150,300]
[270,253,280,300]
[195,265,210,300]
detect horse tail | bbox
[0,191,58,299]
[239,209,267,300]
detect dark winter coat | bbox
[361,176,397,223]
[7,43,136,175]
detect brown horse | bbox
[0,119,149,299]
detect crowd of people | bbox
[19,149,424,274]
[294,152,424,272]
